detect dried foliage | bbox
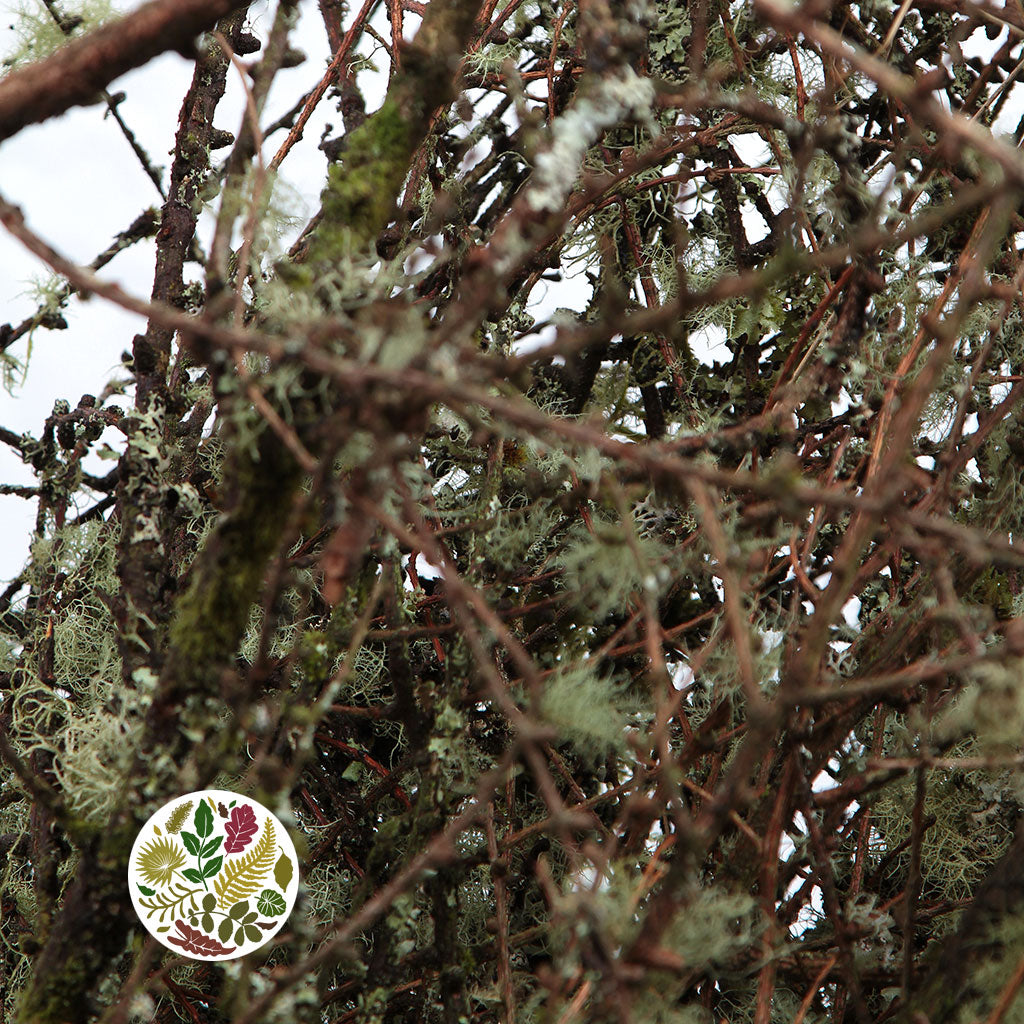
[5,0,1024,1022]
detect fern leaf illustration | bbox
[213,818,276,909]
[165,800,193,835]
[138,882,203,924]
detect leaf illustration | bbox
[136,836,187,887]
[213,817,276,908]
[182,868,204,884]
[256,889,287,916]
[224,804,258,853]
[167,920,236,957]
[217,801,228,818]
[200,837,223,858]
[180,832,200,856]
[137,882,203,924]
[201,855,223,879]
[194,800,214,839]
[165,800,193,835]
[273,851,293,891]
[137,883,156,896]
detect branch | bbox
[0,0,255,142]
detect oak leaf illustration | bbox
[224,804,258,853]
[167,920,236,956]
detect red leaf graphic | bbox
[223,804,258,853]
[167,920,237,956]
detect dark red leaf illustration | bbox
[223,803,258,853]
[167,920,236,956]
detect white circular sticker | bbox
[129,790,299,960]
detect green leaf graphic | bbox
[229,900,249,920]
[202,855,223,879]
[202,893,216,912]
[200,837,223,858]
[194,801,214,839]
[244,925,261,942]
[137,884,156,897]
[180,832,200,856]
[165,800,192,834]
[182,868,203,884]
[256,889,287,916]
[273,851,293,891]
[219,918,233,942]
[213,818,276,908]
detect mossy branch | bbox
[11,4,484,1019]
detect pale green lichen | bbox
[1,0,114,69]
[539,661,633,756]
[526,68,657,214]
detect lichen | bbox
[527,68,657,213]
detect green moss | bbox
[310,100,414,263]
[12,854,131,1024]
[167,440,301,683]
[968,567,1014,620]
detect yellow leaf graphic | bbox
[136,836,187,887]
[165,800,193,834]
[273,851,293,891]
[213,817,276,909]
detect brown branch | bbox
[0,0,256,142]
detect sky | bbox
[0,0,357,581]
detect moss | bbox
[12,849,134,1024]
[310,100,414,263]
[968,567,1014,620]
[166,435,302,687]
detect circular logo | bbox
[129,790,299,960]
